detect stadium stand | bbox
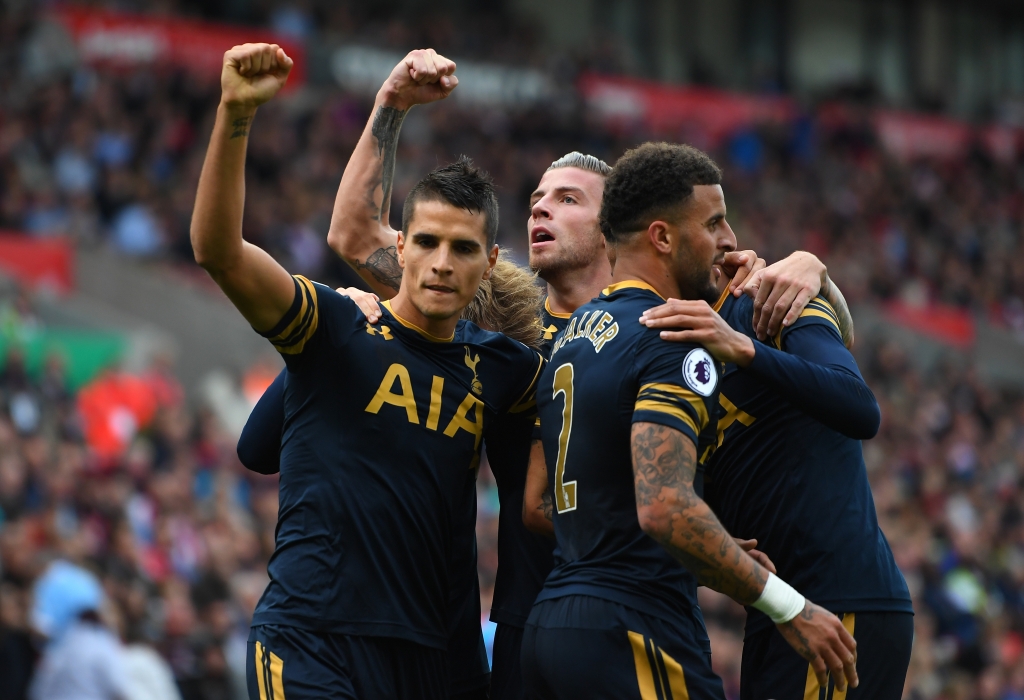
[1,2,1024,699]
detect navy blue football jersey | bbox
[707,292,912,636]
[251,276,543,649]
[534,281,721,625]
[488,298,568,627]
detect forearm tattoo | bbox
[369,106,407,222]
[540,490,553,523]
[631,423,766,605]
[229,117,250,139]
[351,246,403,291]
[821,277,855,348]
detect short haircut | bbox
[599,142,722,242]
[461,251,543,349]
[402,156,499,246]
[547,151,612,177]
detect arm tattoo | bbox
[350,246,403,291]
[539,490,553,522]
[229,117,250,139]
[631,423,767,605]
[369,106,407,223]
[821,276,855,349]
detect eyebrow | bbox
[411,232,482,249]
[531,185,587,203]
[705,211,726,226]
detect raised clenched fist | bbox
[379,49,459,111]
[221,43,294,111]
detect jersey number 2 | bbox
[552,363,577,513]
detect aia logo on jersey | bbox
[682,348,718,397]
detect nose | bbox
[531,195,552,221]
[719,220,738,252]
[432,242,455,275]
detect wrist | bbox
[732,334,755,368]
[377,85,413,112]
[753,572,806,624]
[220,100,257,120]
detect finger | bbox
[741,267,764,298]
[752,276,775,331]
[277,47,294,69]
[810,656,829,690]
[818,646,846,692]
[434,53,456,75]
[640,314,706,329]
[750,550,777,574]
[423,49,440,80]
[782,287,813,329]
[641,300,704,320]
[765,285,800,339]
[755,281,787,341]
[841,646,858,689]
[657,330,705,343]
[734,538,757,550]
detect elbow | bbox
[637,502,673,542]
[522,497,554,537]
[851,400,881,441]
[327,223,363,263]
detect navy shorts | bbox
[521,596,725,700]
[246,624,448,700]
[490,622,525,700]
[740,611,913,700]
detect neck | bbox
[542,261,612,315]
[389,290,459,340]
[609,249,681,301]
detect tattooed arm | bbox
[191,43,297,331]
[630,422,768,603]
[523,440,554,537]
[327,49,458,298]
[631,421,860,690]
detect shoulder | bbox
[717,293,755,336]
[635,332,720,399]
[775,295,842,348]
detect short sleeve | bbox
[507,352,545,418]
[632,334,719,447]
[773,296,842,349]
[258,275,320,355]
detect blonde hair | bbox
[462,251,543,349]
[547,151,611,176]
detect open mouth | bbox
[425,285,455,294]
[531,227,556,245]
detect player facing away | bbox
[235,259,544,700]
[521,143,858,700]
[190,43,544,700]
[640,227,912,696]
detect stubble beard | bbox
[530,229,604,282]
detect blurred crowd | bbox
[1,3,1024,700]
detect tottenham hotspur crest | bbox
[682,348,718,397]
[464,347,483,395]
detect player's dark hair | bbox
[599,142,722,242]
[402,156,499,246]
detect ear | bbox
[646,221,673,255]
[482,244,499,280]
[396,231,408,268]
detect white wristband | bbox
[752,572,805,624]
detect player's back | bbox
[535,282,720,623]
[253,277,542,650]
[708,292,911,636]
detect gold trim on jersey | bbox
[634,400,699,437]
[381,300,455,342]
[602,280,666,300]
[717,393,756,447]
[773,297,841,348]
[509,352,545,414]
[637,383,710,431]
[711,284,731,313]
[268,275,319,355]
[629,631,690,700]
[544,297,573,319]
